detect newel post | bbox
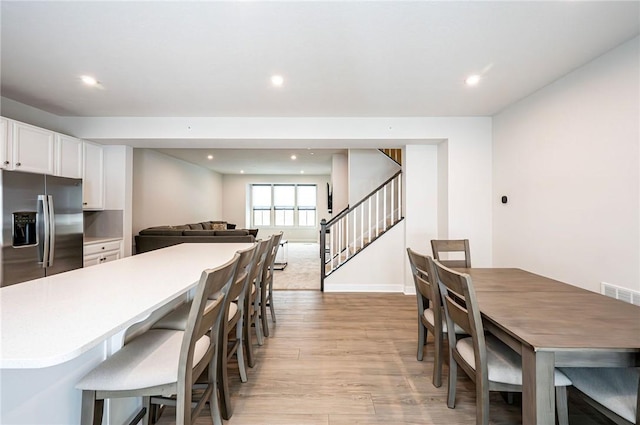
[320,219,327,292]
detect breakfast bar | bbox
[0,243,251,424]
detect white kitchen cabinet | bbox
[10,121,55,175]
[55,134,83,179]
[82,141,105,210]
[0,118,82,178]
[0,118,9,170]
[83,239,122,267]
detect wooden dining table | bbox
[458,268,640,425]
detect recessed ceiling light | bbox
[271,75,284,87]
[80,75,98,86]
[291,155,297,160]
[300,170,305,174]
[465,74,481,86]
[207,155,213,160]
[240,170,244,174]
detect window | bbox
[297,185,317,226]
[251,185,272,226]
[250,184,317,227]
[274,185,295,226]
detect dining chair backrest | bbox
[250,239,270,291]
[244,237,271,357]
[431,239,471,268]
[176,252,239,423]
[407,247,452,387]
[263,232,283,281]
[226,243,259,309]
[431,258,485,374]
[407,248,440,308]
[407,247,429,278]
[183,253,239,374]
[259,231,283,338]
[218,243,258,420]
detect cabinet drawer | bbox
[84,240,121,255]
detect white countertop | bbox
[0,243,252,369]
[83,236,123,245]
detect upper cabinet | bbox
[0,117,105,209]
[0,118,9,170]
[0,117,85,180]
[55,134,83,179]
[10,121,55,175]
[82,141,105,210]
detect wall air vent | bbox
[601,282,640,306]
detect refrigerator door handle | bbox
[38,195,49,267]
[47,195,55,267]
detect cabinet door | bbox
[55,134,83,179]
[83,251,120,268]
[12,121,55,174]
[82,141,104,210]
[0,118,9,170]
[102,251,121,263]
[83,253,103,268]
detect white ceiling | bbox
[2,1,638,118]
[1,1,638,173]
[156,148,343,175]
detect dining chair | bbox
[76,253,239,425]
[406,247,465,387]
[244,238,271,366]
[431,239,471,268]
[260,231,283,338]
[217,243,258,419]
[150,243,259,420]
[431,258,571,425]
[560,367,640,424]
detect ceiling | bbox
[156,148,343,175]
[1,1,638,174]
[1,1,638,118]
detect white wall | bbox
[437,141,449,238]
[404,144,439,292]
[1,97,66,134]
[104,145,134,256]
[221,173,330,242]
[348,149,401,204]
[132,149,223,236]
[331,153,348,213]
[493,36,639,293]
[324,221,406,292]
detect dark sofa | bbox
[135,220,258,254]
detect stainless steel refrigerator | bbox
[1,170,83,287]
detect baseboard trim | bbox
[323,283,404,293]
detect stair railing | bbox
[320,170,403,290]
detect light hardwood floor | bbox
[156,291,611,425]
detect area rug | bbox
[272,242,320,290]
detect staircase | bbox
[319,170,403,291]
[380,148,402,165]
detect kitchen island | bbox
[0,243,251,424]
